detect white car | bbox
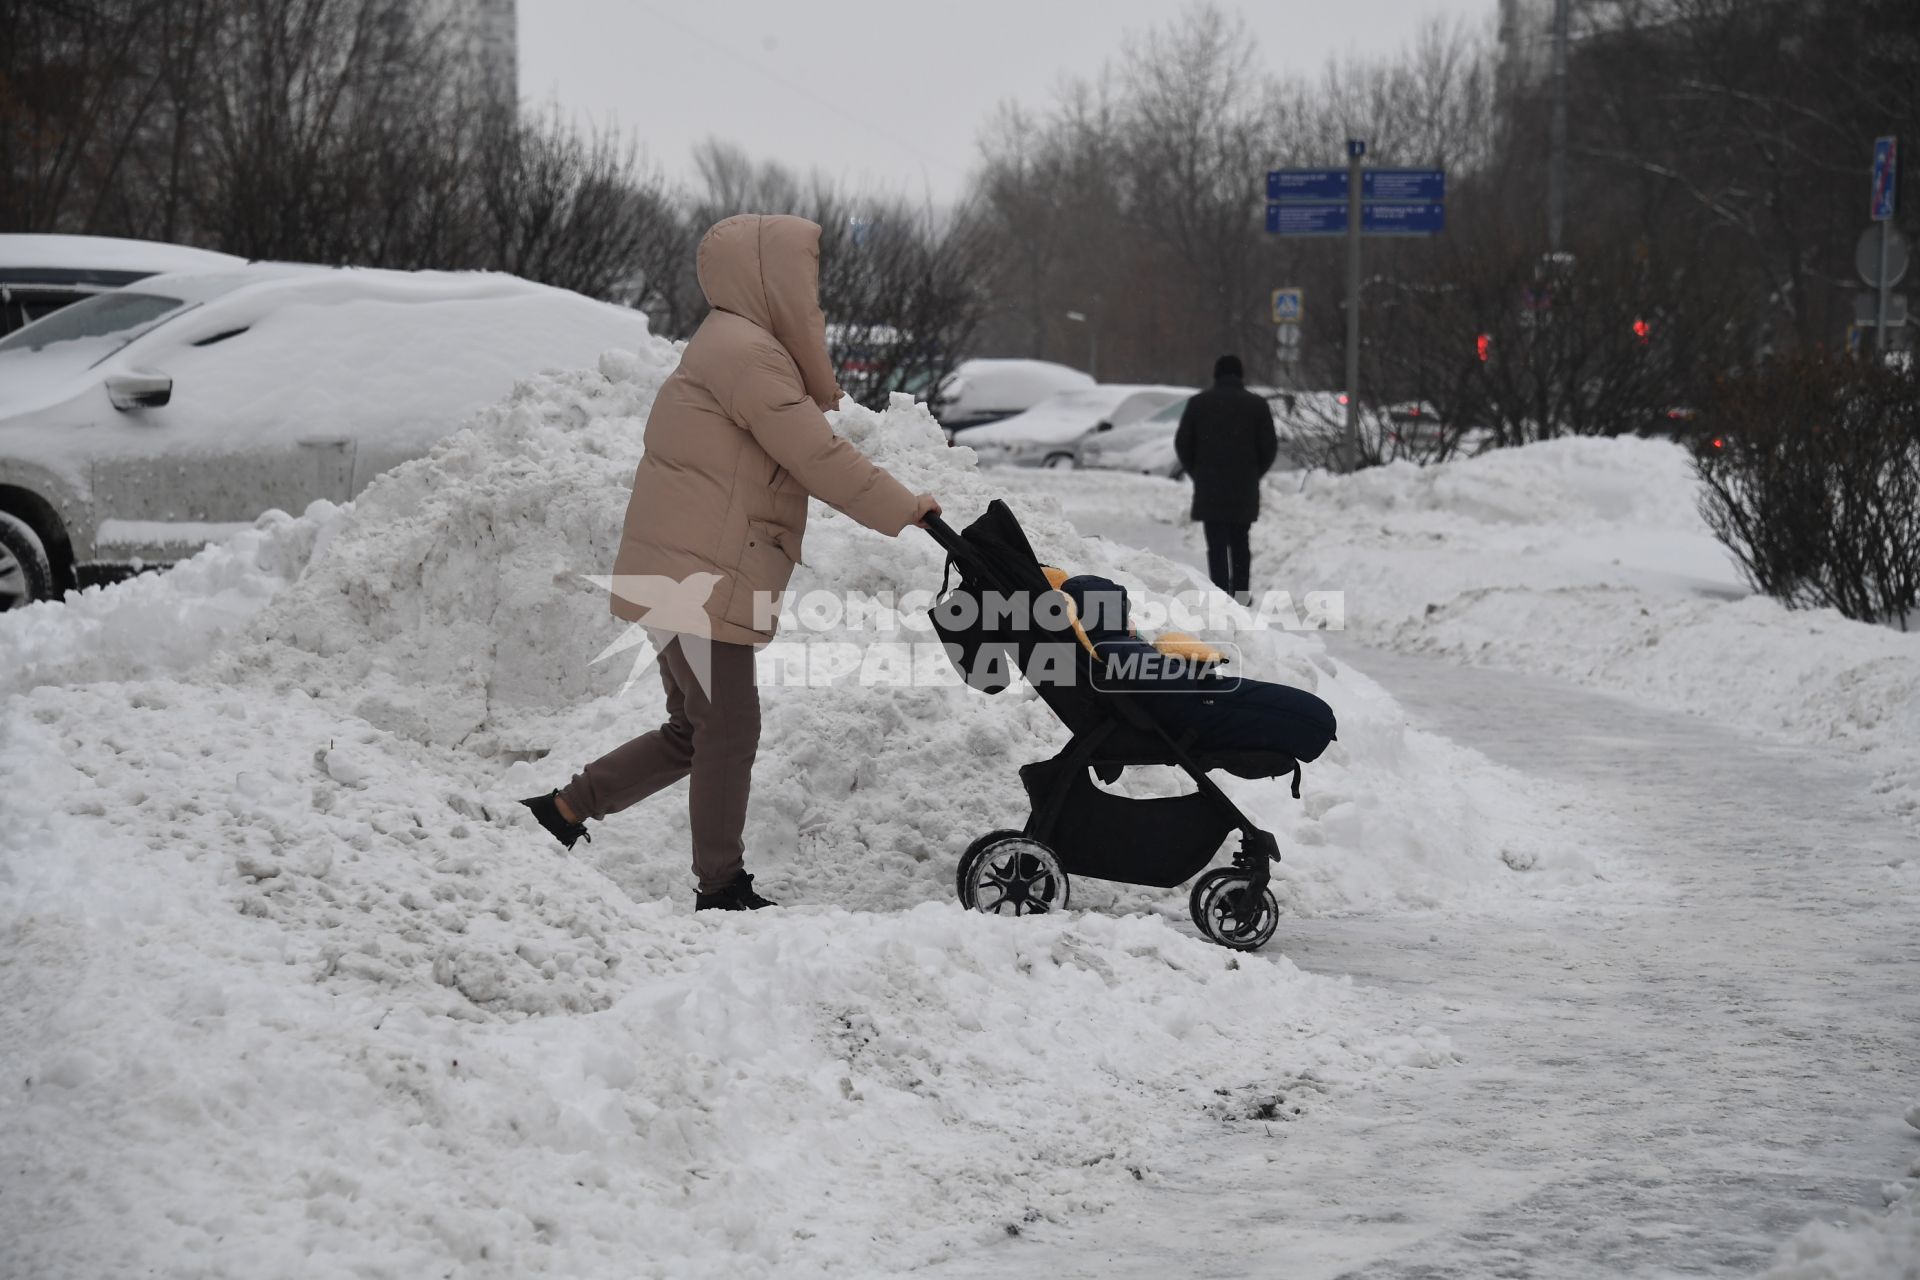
[930,358,1096,439]
[962,385,1193,469]
[0,263,651,609]
[1074,396,1189,477]
[1,234,246,338]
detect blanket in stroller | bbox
[1057,574,1337,764]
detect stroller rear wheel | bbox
[1189,869,1279,951]
[958,833,1071,916]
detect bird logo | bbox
[584,572,725,697]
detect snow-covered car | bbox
[0,263,650,609]
[963,385,1193,469]
[0,234,246,338]
[1073,395,1189,477]
[929,358,1096,439]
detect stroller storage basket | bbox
[1020,752,1232,889]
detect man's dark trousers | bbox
[1203,521,1251,597]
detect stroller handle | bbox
[919,512,965,555]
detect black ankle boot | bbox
[520,790,591,851]
[695,871,775,911]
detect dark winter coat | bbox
[1173,375,1279,524]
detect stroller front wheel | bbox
[958,833,1071,917]
[956,829,1027,908]
[1189,869,1280,951]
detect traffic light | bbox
[1632,318,1651,345]
[1476,332,1491,363]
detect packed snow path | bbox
[923,616,1917,1272]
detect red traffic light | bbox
[1632,318,1651,344]
[1476,332,1491,362]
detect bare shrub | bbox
[1695,353,1920,628]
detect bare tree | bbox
[476,108,677,300]
[1117,5,1271,370]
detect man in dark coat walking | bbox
[1174,354,1279,601]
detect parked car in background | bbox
[0,263,650,609]
[1074,395,1189,477]
[1384,400,1446,449]
[962,385,1192,469]
[0,234,246,338]
[928,358,1095,439]
[1078,392,1320,477]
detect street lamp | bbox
[1064,310,1098,380]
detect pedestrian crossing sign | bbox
[1271,288,1304,324]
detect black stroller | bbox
[924,501,1328,952]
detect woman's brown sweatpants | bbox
[558,633,760,894]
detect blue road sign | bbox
[1271,288,1304,323]
[1871,136,1898,221]
[1363,202,1446,235]
[1364,169,1446,202]
[1267,204,1347,235]
[1348,139,1367,159]
[1268,169,1346,202]
[1266,203,1447,236]
[1266,168,1447,204]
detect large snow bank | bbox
[169,341,1601,916]
[2,785,1449,1277]
[1246,437,1920,825]
[0,503,345,697]
[0,338,1598,1276]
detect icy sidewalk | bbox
[916,648,1920,1278]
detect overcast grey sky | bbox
[519,0,1497,204]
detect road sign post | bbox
[1345,140,1364,471]
[1872,137,1899,354]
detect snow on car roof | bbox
[965,384,1192,444]
[134,262,560,308]
[936,358,1095,409]
[0,234,246,275]
[0,266,650,441]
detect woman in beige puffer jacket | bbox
[522,213,940,910]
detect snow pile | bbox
[2,767,1450,1277]
[0,337,1600,1276]
[1247,436,1920,824]
[1760,1107,1920,1279]
[204,345,1597,914]
[6,665,1449,1275]
[0,502,345,698]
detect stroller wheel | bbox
[956,829,1028,908]
[1189,870,1279,952]
[960,834,1071,917]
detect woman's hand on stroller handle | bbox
[910,493,943,530]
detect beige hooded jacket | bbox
[610,214,920,645]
